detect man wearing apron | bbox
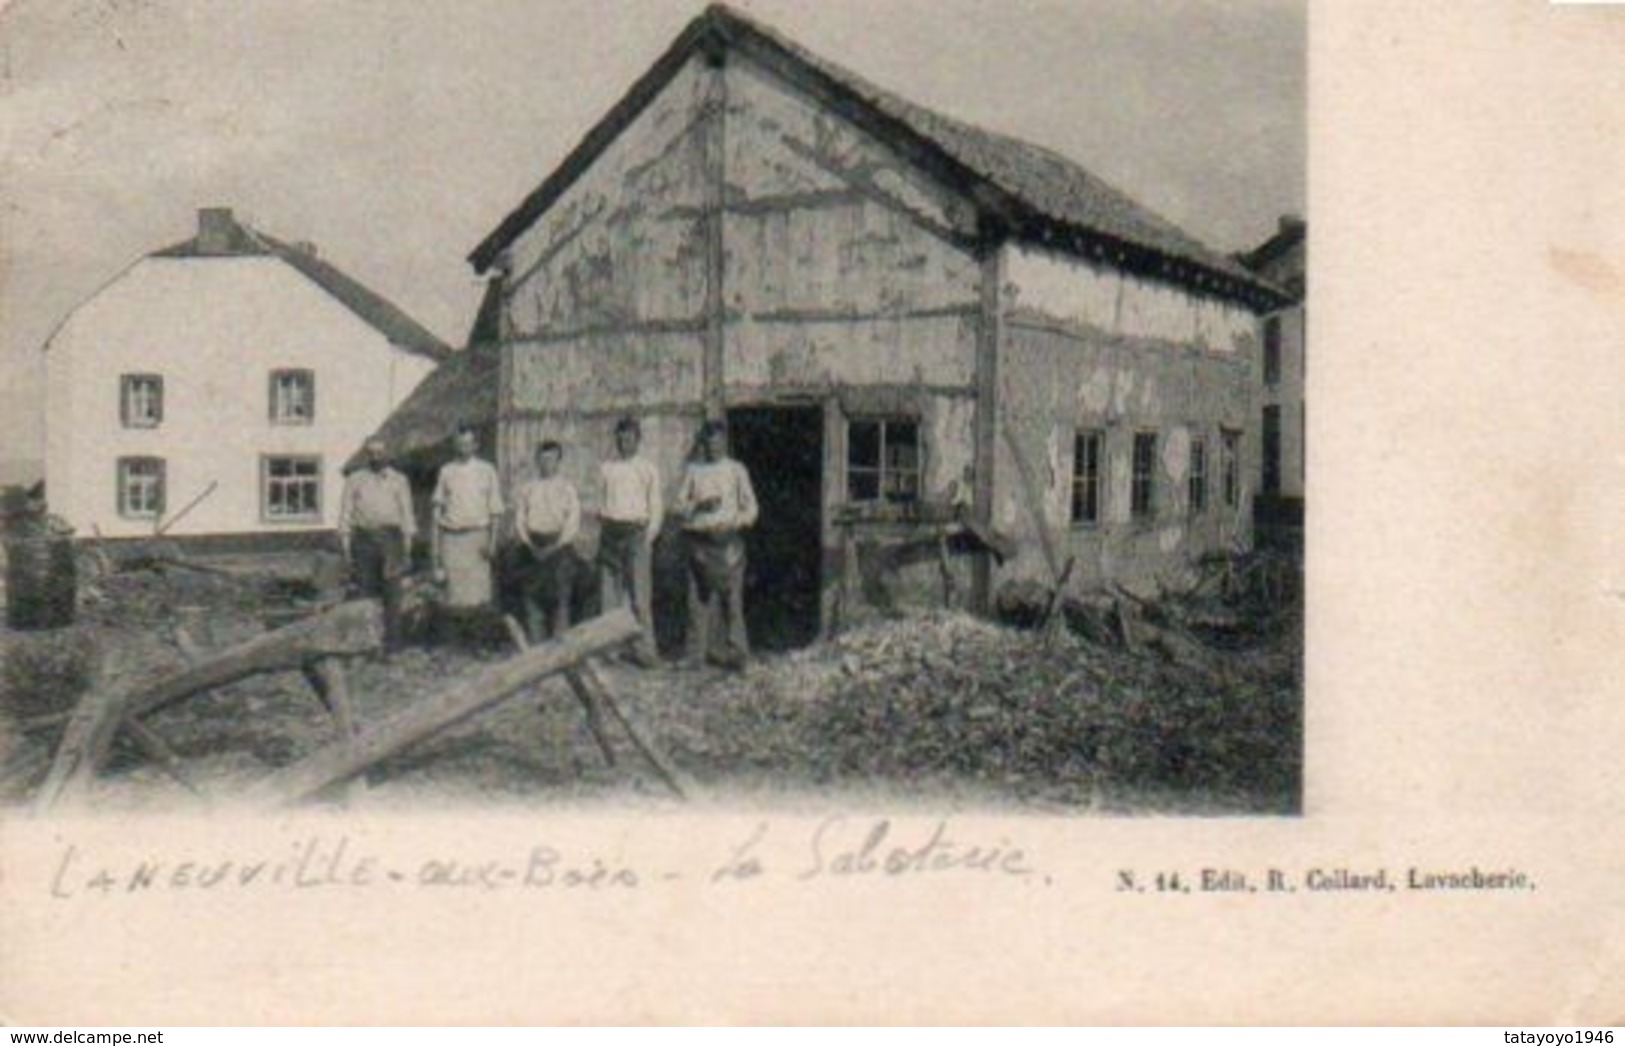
[674,420,758,670]
[431,425,504,620]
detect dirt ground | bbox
[0,552,1302,816]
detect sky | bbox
[0,0,1306,465]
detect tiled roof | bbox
[154,218,452,362]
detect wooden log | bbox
[129,600,380,721]
[243,609,640,808]
[34,600,382,811]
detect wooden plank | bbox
[243,609,641,808]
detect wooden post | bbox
[575,662,686,800]
[302,658,359,740]
[972,245,1005,612]
[563,670,619,768]
[243,609,640,808]
[700,45,728,419]
[503,614,617,768]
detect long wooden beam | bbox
[127,600,382,721]
[243,609,641,808]
[34,600,383,812]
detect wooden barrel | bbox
[4,534,77,630]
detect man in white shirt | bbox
[513,439,581,643]
[673,419,758,670]
[596,416,662,667]
[337,436,415,652]
[431,424,504,611]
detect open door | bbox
[725,405,824,651]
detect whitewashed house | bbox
[42,208,451,544]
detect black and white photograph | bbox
[2,0,1621,1029]
[0,0,1305,817]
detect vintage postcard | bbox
[0,0,1620,1026]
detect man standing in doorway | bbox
[337,436,415,653]
[596,416,662,667]
[431,424,504,617]
[513,439,581,644]
[674,419,758,671]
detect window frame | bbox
[1221,428,1243,508]
[268,368,316,426]
[1131,431,1157,522]
[116,456,166,520]
[119,374,164,429]
[1070,428,1104,528]
[1189,435,1208,515]
[1263,316,1283,386]
[260,454,324,524]
[845,415,922,505]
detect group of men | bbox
[335,417,759,669]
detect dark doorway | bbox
[726,405,824,651]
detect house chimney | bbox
[1278,214,1306,236]
[197,207,237,254]
[292,240,318,259]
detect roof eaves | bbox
[470,2,1290,312]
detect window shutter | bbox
[119,377,130,427]
[268,372,278,422]
[306,371,316,422]
[153,377,164,425]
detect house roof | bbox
[153,217,453,362]
[363,345,500,468]
[360,278,507,466]
[1238,216,1306,300]
[469,3,1289,311]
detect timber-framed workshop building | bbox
[380,4,1289,648]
